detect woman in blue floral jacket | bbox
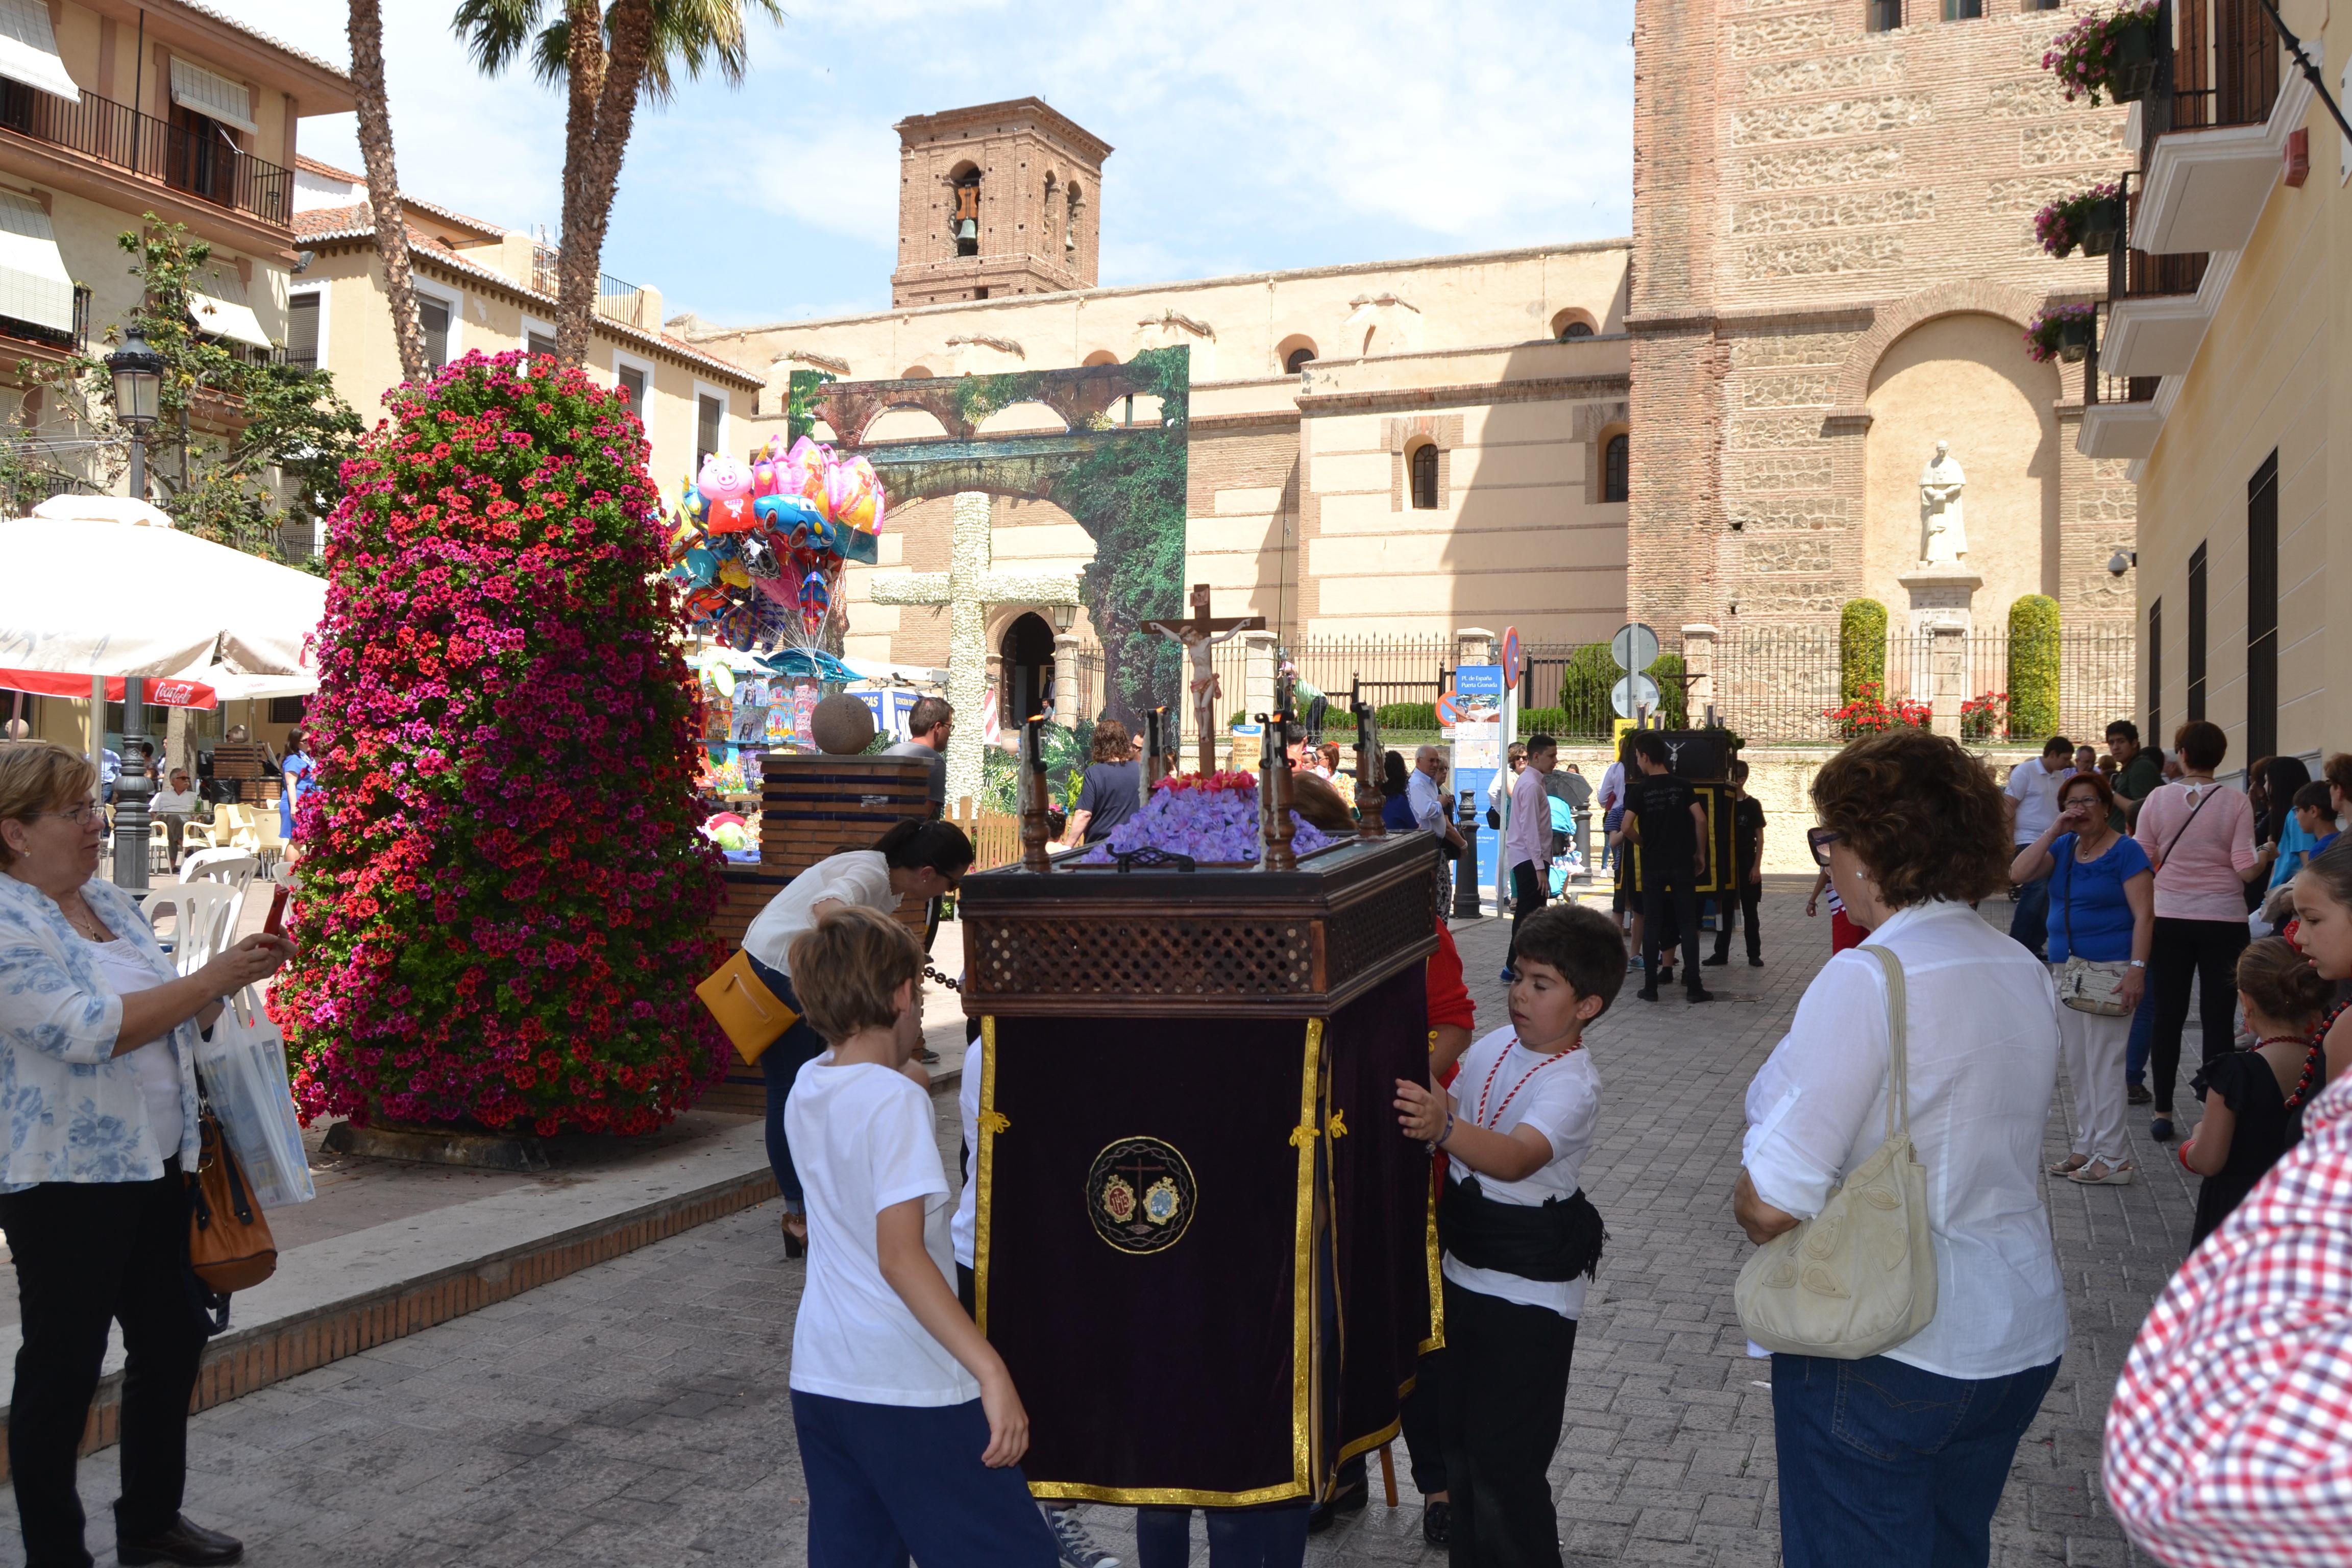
[0,742,290,1568]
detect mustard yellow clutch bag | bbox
[696,950,797,1065]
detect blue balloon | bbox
[684,547,718,585]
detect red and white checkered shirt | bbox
[2105,1068,2352,1566]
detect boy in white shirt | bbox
[1394,902,1623,1567]
[783,906,1057,1564]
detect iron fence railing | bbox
[1711,627,2139,745]
[530,244,654,326]
[0,79,290,227]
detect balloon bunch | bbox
[667,434,886,652]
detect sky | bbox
[220,1,1635,330]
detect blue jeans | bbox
[791,1390,1056,1566]
[1772,1352,2060,1568]
[747,952,828,1213]
[2124,978,2155,1087]
[2008,872,2050,959]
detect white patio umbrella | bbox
[0,512,326,705]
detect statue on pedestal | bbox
[1918,440,1968,567]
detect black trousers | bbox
[1641,867,1702,990]
[3,1168,208,1568]
[1507,862,1547,967]
[1399,1346,1451,1496]
[2148,916,2251,1114]
[1711,880,1762,962]
[1439,1280,1576,1568]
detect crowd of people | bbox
[19,693,2352,1568]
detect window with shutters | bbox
[2246,452,2279,764]
[286,292,320,370]
[1604,433,1629,503]
[1867,0,1902,30]
[418,293,451,371]
[527,329,556,359]
[1409,442,1439,510]
[1940,0,1981,18]
[697,394,722,467]
[2187,542,2208,722]
[617,364,645,418]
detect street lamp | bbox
[104,328,164,888]
[107,327,163,501]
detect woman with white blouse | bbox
[0,742,292,1568]
[1733,729,2067,1568]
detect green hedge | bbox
[1378,702,1438,732]
[1840,599,1888,704]
[1516,706,1570,737]
[2007,595,2061,740]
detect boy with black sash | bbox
[1394,904,1622,1566]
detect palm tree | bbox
[452,0,783,365]
[349,0,429,383]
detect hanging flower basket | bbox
[2033,181,2126,259]
[2025,303,2098,363]
[2042,1,2162,107]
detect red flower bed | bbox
[271,350,728,1136]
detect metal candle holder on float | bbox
[954,693,1442,1507]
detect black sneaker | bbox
[1306,1481,1367,1534]
[2150,1116,2175,1142]
[1041,1504,1120,1568]
[1657,968,1675,988]
[1423,1498,1453,1547]
[1637,986,1660,1002]
[1701,953,1728,967]
[118,1517,243,1567]
[1748,956,1764,967]
[1685,987,1715,1003]
[2126,1083,2152,1105]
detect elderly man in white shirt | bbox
[1407,745,1466,852]
[147,769,200,870]
[1733,728,2065,1568]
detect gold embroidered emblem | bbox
[1086,1136,1197,1254]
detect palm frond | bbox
[456,0,785,103]
[451,0,561,81]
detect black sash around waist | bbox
[1439,1173,1607,1283]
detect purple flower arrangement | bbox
[1075,772,1337,865]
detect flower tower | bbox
[274,351,728,1136]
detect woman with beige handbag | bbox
[2008,768,2152,1186]
[1731,730,2068,1568]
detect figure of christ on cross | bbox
[1143,582,1263,776]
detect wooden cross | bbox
[1143,582,1263,776]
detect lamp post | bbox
[106,329,163,889]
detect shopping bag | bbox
[193,988,316,1209]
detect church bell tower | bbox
[890,97,1112,309]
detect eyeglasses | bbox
[41,803,102,826]
[1806,826,1843,868]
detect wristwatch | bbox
[2128,959,2147,968]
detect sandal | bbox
[2067,1159,2135,1185]
[2046,1155,2090,1176]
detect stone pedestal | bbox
[1897,565,1984,641]
[1929,623,1966,739]
[1242,631,1279,722]
[1680,623,1719,723]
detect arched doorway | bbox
[999,611,1056,731]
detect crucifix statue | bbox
[1143,582,1263,776]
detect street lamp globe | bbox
[106,329,163,428]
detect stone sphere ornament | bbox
[811,693,877,755]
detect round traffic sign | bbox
[1610,622,1660,674]
[1436,691,1463,727]
[1611,673,1661,720]
[1500,625,1522,688]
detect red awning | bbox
[0,669,217,708]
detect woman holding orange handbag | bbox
[740,819,973,1254]
[0,741,291,1568]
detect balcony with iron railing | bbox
[0,78,291,230]
[2096,167,2215,383]
[2132,0,2308,254]
[529,243,658,330]
[2079,297,2168,458]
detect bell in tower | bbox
[952,171,981,257]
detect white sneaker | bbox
[1043,1504,1121,1568]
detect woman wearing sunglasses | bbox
[1734,729,2067,1567]
[0,741,292,1568]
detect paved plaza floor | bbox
[4,878,2207,1566]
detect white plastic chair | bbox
[179,849,259,900]
[141,883,240,977]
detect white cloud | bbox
[208,0,1631,325]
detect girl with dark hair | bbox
[1381,750,1416,832]
[2292,838,2352,1083]
[2180,938,2334,1243]
[741,819,974,1253]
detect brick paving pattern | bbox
[2,879,2207,1565]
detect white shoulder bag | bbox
[1733,944,1937,1359]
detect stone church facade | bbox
[1629,0,2142,645]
